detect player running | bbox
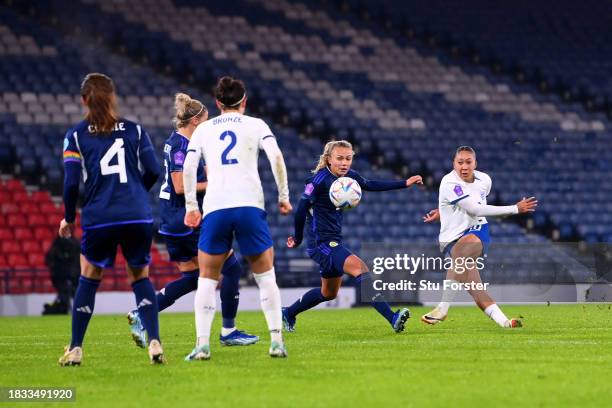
[422,146,537,327]
[182,76,292,360]
[127,93,258,348]
[58,73,163,365]
[283,140,422,333]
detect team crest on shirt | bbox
[453,185,464,196]
[329,241,338,247]
[304,183,314,195]
[174,151,185,165]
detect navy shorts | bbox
[199,207,273,256]
[163,229,199,262]
[81,222,153,268]
[443,223,491,259]
[307,241,353,279]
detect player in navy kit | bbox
[58,73,164,365]
[127,93,258,347]
[283,140,423,333]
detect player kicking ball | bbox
[284,140,422,333]
[422,146,537,328]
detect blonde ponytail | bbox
[312,140,353,173]
[173,92,206,129]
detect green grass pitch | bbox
[0,304,610,407]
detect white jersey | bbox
[186,112,280,216]
[438,169,492,248]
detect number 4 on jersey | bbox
[100,138,127,183]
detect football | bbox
[329,177,362,210]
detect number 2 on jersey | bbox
[220,131,238,165]
[100,138,127,183]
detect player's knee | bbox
[321,287,338,300]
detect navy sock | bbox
[286,288,329,319]
[70,276,100,348]
[156,269,198,312]
[220,254,241,329]
[132,278,160,342]
[356,273,395,324]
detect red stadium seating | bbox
[0,191,10,203]
[1,203,19,214]
[30,191,52,202]
[6,214,27,228]
[27,214,48,227]
[5,179,26,192]
[2,241,21,253]
[20,203,39,213]
[0,228,12,240]
[14,228,34,240]
[34,227,55,240]
[22,240,42,253]
[7,254,29,268]
[27,253,46,267]
[0,177,175,294]
[39,202,60,214]
[12,191,30,203]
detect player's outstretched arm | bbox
[353,172,423,192]
[287,197,310,248]
[261,136,291,214]
[457,195,537,217]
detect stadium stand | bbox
[0,0,607,294]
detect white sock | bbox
[194,277,218,347]
[253,268,283,344]
[437,302,451,315]
[437,279,460,314]
[484,304,509,327]
[220,327,236,337]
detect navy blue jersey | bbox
[63,119,159,229]
[294,168,406,248]
[158,131,205,236]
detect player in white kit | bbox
[422,146,537,328]
[182,77,292,360]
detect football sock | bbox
[70,276,100,348]
[437,279,460,314]
[356,273,395,324]
[286,288,329,319]
[484,303,509,327]
[253,269,283,344]
[195,277,217,347]
[220,254,241,329]
[132,278,160,342]
[156,269,198,311]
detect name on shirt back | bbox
[88,122,126,133]
[212,117,242,126]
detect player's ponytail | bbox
[215,76,247,109]
[173,93,207,129]
[312,140,353,173]
[80,73,118,135]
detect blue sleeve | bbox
[139,130,161,191]
[349,170,406,191]
[292,179,316,246]
[168,139,187,173]
[62,131,81,223]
